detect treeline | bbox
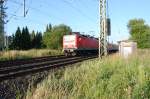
[128,19,150,48]
[9,27,42,50]
[9,24,72,50]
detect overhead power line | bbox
[9,0,97,25]
[9,0,64,21]
[6,3,22,23]
[62,0,96,24]
[7,12,46,27]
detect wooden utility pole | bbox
[99,0,107,58]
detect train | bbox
[63,32,118,56]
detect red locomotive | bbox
[63,32,118,56]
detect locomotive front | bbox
[63,34,78,56]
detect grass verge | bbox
[26,50,150,99]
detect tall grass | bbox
[0,49,62,61]
[26,50,150,99]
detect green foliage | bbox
[30,30,36,47]
[31,31,42,49]
[128,19,150,48]
[42,31,51,48]
[13,27,22,50]
[21,27,31,50]
[43,24,72,49]
[46,24,52,32]
[34,32,42,48]
[8,35,15,49]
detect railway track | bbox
[0,55,97,81]
[0,55,65,68]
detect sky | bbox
[5,0,150,43]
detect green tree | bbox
[14,27,22,50]
[43,24,52,48]
[52,24,72,49]
[46,24,52,32]
[21,27,31,50]
[128,19,150,48]
[9,34,15,49]
[31,30,35,42]
[34,32,42,48]
[48,24,52,32]
[43,24,72,49]
[31,30,36,48]
[43,31,51,48]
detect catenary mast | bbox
[99,0,110,58]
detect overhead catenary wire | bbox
[11,0,97,32]
[6,0,49,35]
[8,0,65,21]
[9,0,97,25]
[73,0,99,18]
[7,12,47,28]
[6,3,22,23]
[62,0,96,24]
[6,0,48,32]
[37,0,95,28]
[36,0,96,25]
[62,0,99,36]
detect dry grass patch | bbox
[0,49,62,61]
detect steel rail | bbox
[0,55,97,81]
[0,55,66,68]
[0,56,82,74]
